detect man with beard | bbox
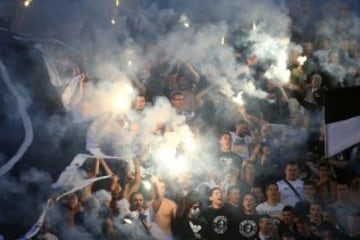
[122,192,153,238]
[229,120,254,161]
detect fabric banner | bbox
[325,86,360,157]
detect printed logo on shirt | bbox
[239,219,257,238]
[212,216,228,234]
[220,157,233,166]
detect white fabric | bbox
[51,154,93,189]
[229,131,252,160]
[0,60,33,177]
[326,116,360,157]
[256,202,285,219]
[55,175,111,201]
[277,179,304,207]
[61,75,81,110]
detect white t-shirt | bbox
[256,201,285,219]
[277,179,304,207]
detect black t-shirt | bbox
[174,214,206,240]
[231,213,260,240]
[202,207,231,240]
[224,203,244,240]
[217,151,243,173]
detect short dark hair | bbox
[304,180,316,188]
[282,231,297,238]
[295,215,310,225]
[171,91,183,100]
[227,186,240,196]
[264,182,278,192]
[284,161,298,170]
[208,187,222,198]
[282,205,295,213]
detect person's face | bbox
[210,189,223,207]
[131,193,144,210]
[262,146,271,156]
[290,113,302,126]
[251,187,265,203]
[242,194,256,212]
[235,123,249,137]
[322,211,333,223]
[336,184,348,200]
[261,125,271,137]
[266,184,279,200]
[220,134,232,151]
[189,203,200,219]
[304,184,316,199]
[296,222,309,236]
[158,181,166,198]
[259,217,273,234]
[228,188,240,206]
[318,166,328,178]
[311,76,322,88]
[266,80,276,92]
[134,96,146,112]
[309,204,322,218]
[303,42,313,56]
[285,164,298,181]
[282,211,294,225]
[171,94,184,111]
[177,76,187,90]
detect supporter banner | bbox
[52,154,125,189]
[55,175,111,201]
[325,86,360,157]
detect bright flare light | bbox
[111,19,116,25]
[115,0,120,7]
[179,14,191,28]
[233,91,244,106]
[183,132,197,152]
[297,56,307,66]
[221,36,225,45]
[172,156,187,176]
[24,0,32,7]
[109,82,134,113]
[113,95,130,111]
[142,180,152,191]
[127,60,133,67]
[252,22,257,31]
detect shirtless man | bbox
[151,176,177,239]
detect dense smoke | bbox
[0,0,359,239]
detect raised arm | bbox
[87,157,100,179]
[127,159,142,199]
[183,61,200,83]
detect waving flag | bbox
[325,86,360,157]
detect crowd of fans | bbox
[4,0,360,240]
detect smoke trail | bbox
[0,60,33,177]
